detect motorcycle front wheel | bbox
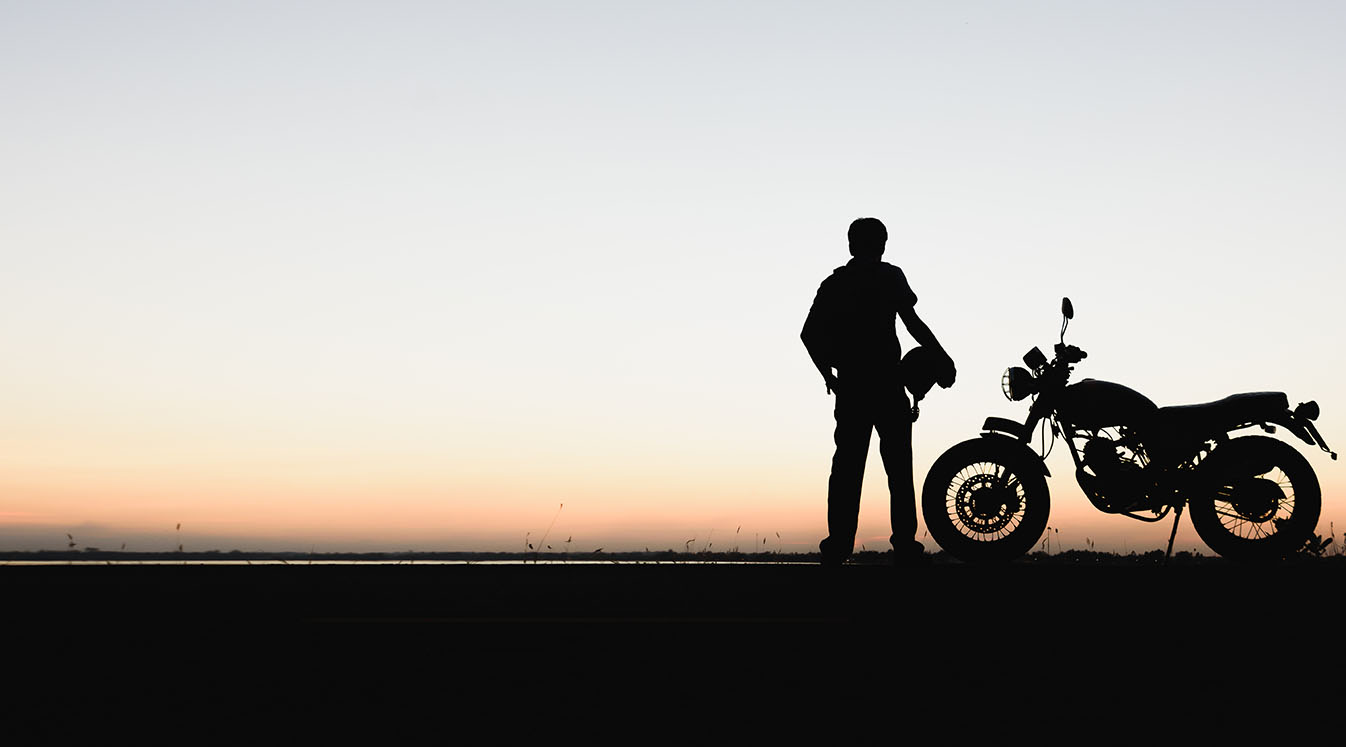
[921,437,1050,563]
[1188,435,1321,561]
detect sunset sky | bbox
[2,1,1343,554]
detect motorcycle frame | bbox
[985,383,1336,558]
[974,299,1335,560]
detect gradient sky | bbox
[2,1,1343,553]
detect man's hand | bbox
[899,305,955,388]
[824,371,840,395]
[936,350,956,389]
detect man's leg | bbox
[822,395,873,564]
[876,392,917,556]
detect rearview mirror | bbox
[1062,297,1074,320]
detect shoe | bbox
[894,540,930,568]
[819,538,848,566]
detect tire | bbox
[1188,435,1321,561]
[921,437,1051,563]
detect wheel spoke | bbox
[942,460,1032,541]
[1190,438,1318,559]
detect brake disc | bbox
[954,474,1016,534]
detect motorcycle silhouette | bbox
[922,298,1337,562]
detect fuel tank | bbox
[1056,379,1158,430]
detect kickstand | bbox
[1164,503,1186,563]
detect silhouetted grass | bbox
[11,545,1346,565]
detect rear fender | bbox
[1266,410,1316,447]
[1202,435,1281,478]
[1266,410,1338,460]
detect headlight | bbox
[1002,367,1038,402]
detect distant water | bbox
[3,560,796,566]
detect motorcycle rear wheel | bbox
[921,437,1050,563]
[1188,435,1321,561]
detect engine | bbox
[1076,430,1151,512]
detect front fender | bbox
[977,431,1051,477]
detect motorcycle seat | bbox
[1152,392,1289,432]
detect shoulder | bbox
[881,262,918,305]
[874,261,909,287]
[815,264,849,291]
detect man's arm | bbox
[801,289,839,395]
[898,304,956,388]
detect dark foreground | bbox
[6,563,1341,726]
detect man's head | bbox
[847,217,887,259]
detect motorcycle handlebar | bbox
[1054,343,1087,364]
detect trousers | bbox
[820,382,914,560]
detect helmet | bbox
[902,346,952,403]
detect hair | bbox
[847,217,887,258]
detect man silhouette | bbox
[801,217,955,566]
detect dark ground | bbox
[6,562,1341,731]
